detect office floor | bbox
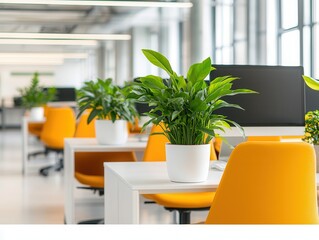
[0,129,209,224]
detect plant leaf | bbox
[142,49,174,77]
[140,75,166,90]
[303,75,319,91]
[187,57,212,84]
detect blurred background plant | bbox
[18,72,56,109]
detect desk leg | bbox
[22,117,28,175]
[64,142,75,224]
[105,166,140,224]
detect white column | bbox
[131,27,155,78]
[97,42,106,79]
[189,0,213,64]
[115,40,131,86]
[158,8,181,75]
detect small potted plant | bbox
[129,49,255,182]
[77,78,139,145]
[302,75,319,172]
[18,72,56,120]
[302,110,319,173]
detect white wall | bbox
[0,65,55,106]
[54,60,87,88]
[0,59,88,106]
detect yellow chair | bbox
[28,105,50,136]
[143,124,217,224]
[128,117,142,134]
[214,137,222,158]
[74,112,137,223]
[247,136,281,141]
[74,112,137,191]
[39,107,76,176]
[28,105,51,159]
[205,141,319,224]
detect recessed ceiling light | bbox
[0,58,64,65]
[0,33,131,41]
[0,0,193,8]
[0,53,88,59]
[0,39,98,46]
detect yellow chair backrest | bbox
[143,124,217,161]
[205,141,319,224]
[40,107,76,149]
[74,112,96,138]
[143,124,168,162]
[128,117,142,134]
[247,136,281,141]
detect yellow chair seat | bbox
[75,172,104,188]
[28,122,44,137]
[144,192,215,209]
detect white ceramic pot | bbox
[165,143,211,183]
[95,119,128,145]
[29,107,44,121]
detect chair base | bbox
[77,186,104,196]
[164,207,211,224]
[39,147,63,177]
[76,187,104,224]
[78,218,104,224]
[39,159,63,176]
[28,149,49,160]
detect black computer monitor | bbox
[45,87,76,102]
[135,102,154,115]
[210,65,305,128]
[305,86,319,112]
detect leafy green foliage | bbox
[303,110,319,144]
[18,72,56,109]
[76,78,138,124]
[128,49,257,145]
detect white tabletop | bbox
[104,162,223,193]
[64,137,147,152]
[104,162,225,224]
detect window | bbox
[279,0,300,66]
[214,0,235,64]
[278,0,318,77]
[212,0,317,78]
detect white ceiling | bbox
[0,2,150,53]
[0,3,133,33]
[0,1,187,56]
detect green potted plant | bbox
[302,110,319,173]
[77,78,139,145]
[302,75,319,172]
[128,49,256,182]
[18,72,56,120]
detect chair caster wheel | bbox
[39,169,49,176]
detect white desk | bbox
[104,161,319,224]
[21,116,45,175]
[64,137,147,224]
[104,162,224,224]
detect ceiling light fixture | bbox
[0,59,64,65]
[0,39,98,46]
[0,0,193,8]
[0,33,131,41]
[0,53,88,59]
